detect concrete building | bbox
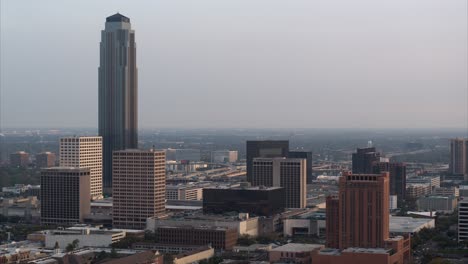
[373,162,406,200]
[289,151,313,184]
[269,243,324,263]
[326,172,390,249]
[459,197,468,242]
[211,150,238,163]
[99,13,138,194]
[166,185,203,201]
[389,216,435,235]
[153,226,237,250]
[252,157,307,208]
[103,250,163,264]
[389,195,398,210]
[173,246,215,264]
[406,183,432,199]
[44,228,126,249]
[40,167,91,225]
[166,160,207,173]
[165,149,201,161]
[246,140,289,183]
[406,176,440,190]
[203,186,285,216]
[10,151,29,167]
[417,195,458,213]
[460,185,468,197]
[450,138,468,180]
[36,152,56,168]
[113,149,166,229]
[433,186,459,197]
[352,147,380,174]
[60,136,103,199]
[0,196,40,221]
[147,213,259,237]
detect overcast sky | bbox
[1,0,467,129]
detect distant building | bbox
[352,147,380,174]
[36,152,56,168]
[433,186,459,197]
[406,183,432,199]
[407,176,440,191]
[458,197,468,242]
[112,149,166,229]
[460,185,468,197]
[373,162,406,200]
[166,185,203,201]
[450,138,468,180]
[203,186,285,216]
[211,150,238,163]
[269,243,324,263]
[10,151,29,167]
[246,140,289,183]
[165,149,201,161]
[252,157,307,208]
[289,151,313,184]
[326,172,390,249]
[389,195,398,210]
[40,167,91,225]
[166,160,207,173]
[60,136,103,199]
[153,226,237,250]
[417,195,457,213]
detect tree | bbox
[110,248,118,258]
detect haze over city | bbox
[1,0,467,129]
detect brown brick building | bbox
[112,149,166,229]
[36,152,56,168]
[10,151,29,167]
[154,226,238,250]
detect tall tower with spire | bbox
[99,13,138,194]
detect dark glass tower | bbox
[351,147,380,174]
[99,13,138,194]
[246,140,289,183]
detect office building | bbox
[459,197,468,242]
[246,140,289,183]
[326,171,390,249]
[153,226,238,250]
[450,138,468,180]
[40,167,91,225]
[252,157,306,208]
[36,152,56,168]
[406,176,440,191]
[289,151,313,184]
[433,186,459,197]
[203,186,285,216]
[211,150,238,163]
[373,162,406,200]
[269,243,324,263]
[406,183,432,199]
[166,185,203,201]
[99,13,138,194]
[112,149,166,229]
[352,147,380,174]
[165,148,201,162]
[460,185,468,197]
[10,151,29,167]
[60,136,103,199]
[417,195,458,213]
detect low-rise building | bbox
[0,196,40,221]
[166,185,203,201]
[10,151,29,167]
[173,246,215,264]
[417,195,458,213]
[269,243,324,263]
[153,226,237,250]
[407,176,440,190]
[389,216,435,235]
[406,183,431,199]
[43,228,126,249]
[211,150,238,163]
[433,186,459,197]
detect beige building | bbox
[173,246,214,264]
[40,167,91,225]
[60,136,103,199]
[36,152,56,168]
[113,149,166,229]
[166,185,203,201]
[252,158,307,208]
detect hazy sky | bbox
[1,0,467,129]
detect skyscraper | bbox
[246,140,289,183]
[60,136,103,199]
[289,151,313,184]
[252,157,306,208]
[326,171,390,249]
[99,13,138,194]
[40,167,91,225]
[373,161,407,201]
[352,147,380,174]
[450,138,468,180]
[112,149,166,229]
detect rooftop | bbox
[270,243,323,252]
[106,13,130,23]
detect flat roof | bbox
[343,247,391,254]
[270,243,323,252]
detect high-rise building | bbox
[99,13,138,194]
[252,157,306,208]
[246,140,289,183]
[458,197,468,242]
[40,167,91,225]
[289,151,313,184]
[373,162,406,200]
[352,147,380,174]
[10,151,29,167]
[112,149,166,229]
[450,138,468,180]
[211,150,238,163]
[60,137,103,200]
[36,152,56,168]
[326,171,390,249]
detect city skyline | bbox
[1,0,467,129]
